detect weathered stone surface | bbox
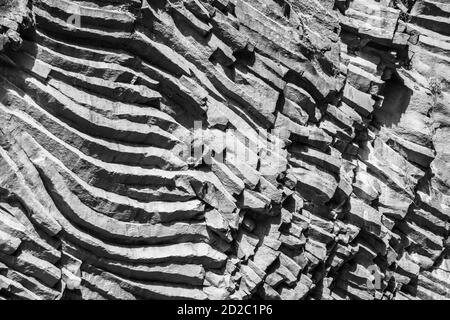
[0,0,448,301]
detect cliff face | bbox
[0,0,448,300]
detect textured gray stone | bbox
[0,0,448,301]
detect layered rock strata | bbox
[0,0,448,300]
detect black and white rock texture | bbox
[0,0,449,300]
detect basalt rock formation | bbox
[0,0,449,300]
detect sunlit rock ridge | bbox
[0,0,449,300]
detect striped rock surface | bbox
[0,0,448,300]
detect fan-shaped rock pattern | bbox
[0,0,448,300]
